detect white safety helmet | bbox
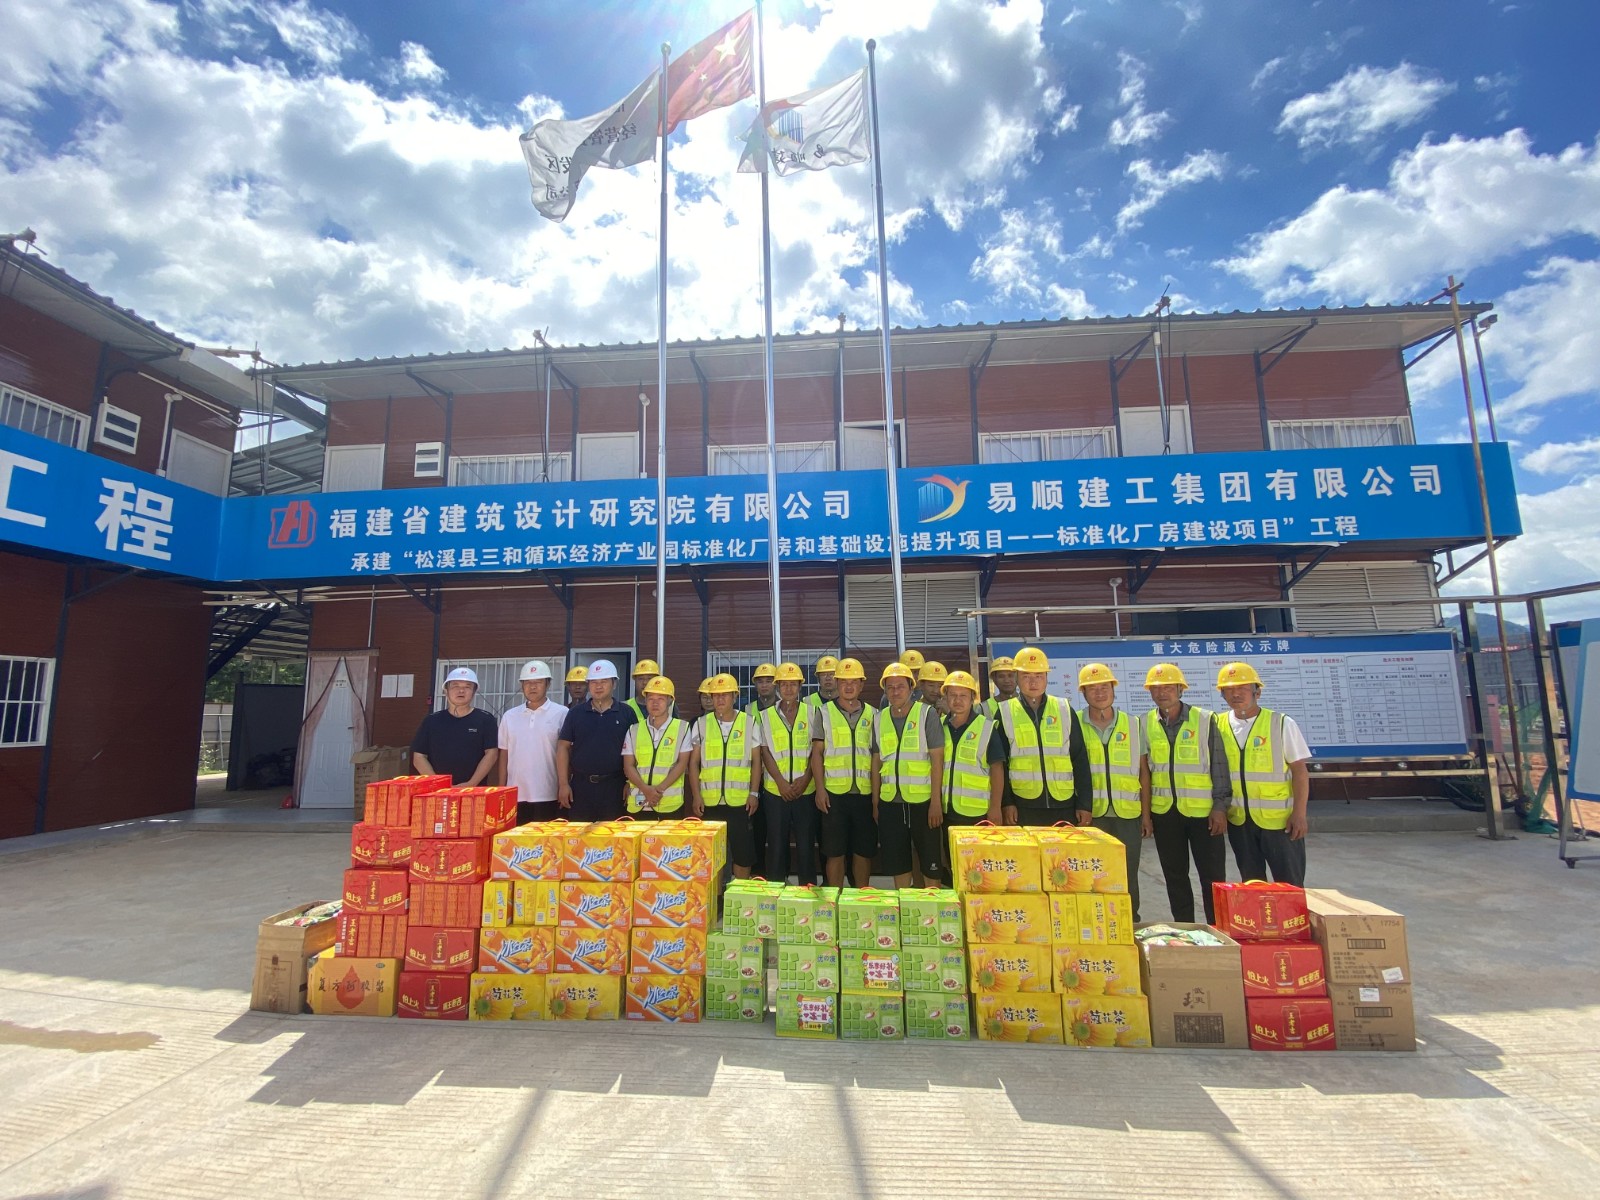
[518,660,553,682]
[444,667,479,688]
[586,659,619,681]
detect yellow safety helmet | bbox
[1013,647,1050,673]
[698,677,714,694]
[833,657,866,681]
[816,655,840,674]
[641,675,676,698]
[565,666,588,683]
[942,670,980,694]
[707,673,741,694]
[1216,661,1263,689]
[991,655,1017,673]
[774,662,805,682]
[753,663,778,680]
[633,659,660,678]
[880,662,917,685]
[899,649,926,671]
[1143,663,1188,689]
[1077,662,1119,689]
[918,661,948,683]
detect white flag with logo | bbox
[737,69,871,176]
[521,71,661,221]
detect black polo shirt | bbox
[410,707,499,784]
[558,698,638,778]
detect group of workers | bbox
[409,647,1310,924]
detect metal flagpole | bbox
[755,0,784,662]
[866,39,907,655]
[655,44,670,664]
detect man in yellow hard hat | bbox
[691,673,759,877]
[815,654,841,703]
[697,677,714,717]
[992,646,1091,827]
[1215,661,1312,886]
[871,661,946,888]
[899,648,926,673]
[917,661,951,715]
[564,664,589,707]
[622,676,692,820]
[745,662,779,722]
[625,659,661,723]
[1077,663,1151,920]
[983,655,1019,718]
[809,657,877,888]
[1143,662,1231,924]
[940,670,1003,868]
[758,662,819,884]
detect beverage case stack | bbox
[1213,881,1334,1051]
[1308,889,1415,1051]
[717,879,784,1023]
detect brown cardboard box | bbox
[1306,889,1410,985]
[1328,982,1416,1051]
[250,901,340,1013]
[1137,923,1248,1050]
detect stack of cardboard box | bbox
[1214,882,1335,1051]
[1309,889,1415,1051]
[339,774,448,966]
[898,888,969,1040]
[254,901,341,1014]
[712,878,784,1022]
[470,824,562,1020]
[1135,924,1249,1050]
[773,885,844,1039]
[625,821,726,1023]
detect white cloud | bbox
[1116,150,1225,232]
[1442,475,1600,622]
[1250,56,1287,93]
[0,0,175,110]
[1522,437,1600,476]
[969,202,1093,317]
[397,41,445,85]
[1107,52,1171,148]
[260,1,363,70]
[1277,63,1454,149]
[1485,257,1600,421]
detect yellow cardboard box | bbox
[969,943,1053,993]
[975,992,1065,1043]
[514,880,559,926]
[1063,995,1152,1047]
[1033,826,1128,894]
[307,949,398,1017]
[469,972,546,1020]
[964,893,1052,945]
[949,827,1043,893]
[481,880,511,929]
[545,974,622,1020]
[1052,943,1143,996]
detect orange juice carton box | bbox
[705,932,766,982]
[554,926,629,974]
[1064,995,1153,1048]
[396,970,470,1020]
[964,893,1051,945]
[624,974,703,1022]
[1053,944,1143,997]
[629,927,707,975]
[514,880,559,925]
[968,943,1052,993]
[705,976,767,1021]
[469,972,546,1020]
[777,943,841,992]
[557,881,632,929]
[308,950,399,1017]
[410,837,492,884]
[840,990,904,1040]
[410,881,482,928]
[638,823,721,882]
[403,926,479,974]
[545,974,622,1020]
[905,993,970,1041]
[950,827,1042,894]
[841,948,902,992]
[976,993,1065,1043]
[776,885,840,945]
[343,868,409,915]
[491,828,563,881]
[631,879,714,930]
[775,991,838,1040]
[350,824,414,869]
[901,945,968,994]
[562,823,640,882]
[1073,894,1136,946]
[722,878,786,938]
[481,880,511,929]
[477,926,554,974]
[1034,826,1128,894]
[837,889,901,950]
[898,888,964,948]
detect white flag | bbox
[521,71,661,221]
[738,69,871,176]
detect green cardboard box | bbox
[777,942,841,992]
[905,992,971,1041]
[840,990,905,1041]
[900,945,967,994]
[723,880,785,938]
[705,977,767,1021]
[840,948,902,992]
[776,885,840,946]
[775,991,838,1039]
[837,888,901,951]
[898,888,964,948]
[705,931,766,982]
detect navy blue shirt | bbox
[558,698,638,778]
[410,707,498,784]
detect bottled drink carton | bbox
[969,943,1052,993]
[897,888,964,948]
[624,974,703,1022]
[964,893,1051,945]
[477,926,554,974]
[469,972,546,1020]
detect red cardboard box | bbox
[1240,943,1328,998]
[336,914,409,958]
[350,824,415,869]
[1246,997,1336,1051]
[1213,882,1312,943]
[412,787,519,838]
[409,881,485,928]
[403,926,480,974]
[343,868,409,915]
[397,970,471,1019]
[410,838,492,885]
[364,774,450,827]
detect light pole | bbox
[1469,313,1499,443]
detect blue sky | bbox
[3,0,1600,615]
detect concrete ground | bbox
[0,824,1595,1199]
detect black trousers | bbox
[567,775,625,821]
[760,790,820,885]
[1013,804,1080,828]
[1151,807,1228,924]
[1228,820,1307,888]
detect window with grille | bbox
[980,427,1115,464]
[0,656,55,748]
[433,657,566,719]
[709,441,836,475]
[1,386,87,450]
[1269,417,1413,450]
[705,649,835,703]
[449,453,573,486]
[845,574,978,646]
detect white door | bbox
[323,444,385,491]
[577,432,641,480]
[167,429,232,495]
[298,656,360,808]
[1120,406,1192,456]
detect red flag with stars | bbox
[666,9,755,131]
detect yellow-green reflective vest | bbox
[626,697,646,724]
[762,702,816,796]
[1145,706,1215,818]
[942,714,994,818]
[1082,710,1142,819]
[627,717,688,814]
[821,701,874,794]
[697,712,752,807]
[877,701,933,804]
[1216,709,1294,830]
[999,696,1076,802]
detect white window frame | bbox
[1269,416,1414,450]
[94,403,141,454]
[434,656,565,720]
[449,452,573,486]
[1,385,87,450]
[979,426,1116,464]
[708,440,836,476]
[0,655,55,748]
[841,420,906,470]
[322,443,385,492]
[845,572,979,646]
[414,441,444,478]
[166,429,232,495]
[1119,405,1192,456]
[577,431,641,481]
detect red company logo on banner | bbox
[268,499,317,548]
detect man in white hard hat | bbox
[556,659,637,821]
[410,666,499,785]
[498,660,567,823]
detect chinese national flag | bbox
[666,9,755,131]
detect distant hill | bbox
[1445,607,1529,645]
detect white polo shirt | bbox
[498,699,568,804]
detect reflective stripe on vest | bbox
[1217,708,1293,829]
[942,714,993,817]
[1082,710,1142,819]
[822,701,874,794]
[878,701,933,804]
[627,717,688,814]
[762,702,816,796]
[1144,706,1214,818]
[698,712,752,807]
[998,696,1075,802]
